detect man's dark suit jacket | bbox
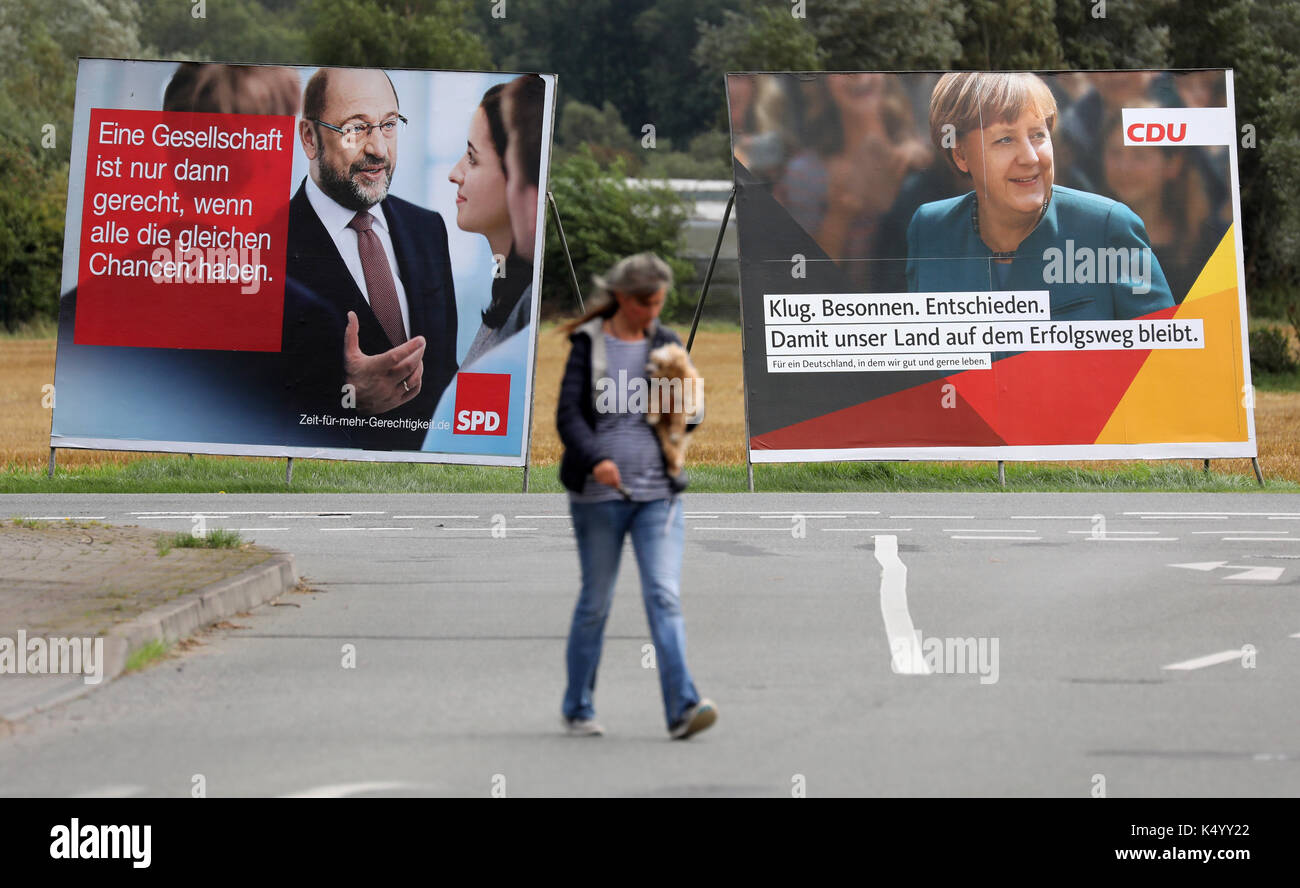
[281,179,458,451]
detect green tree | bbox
[135,0,309,64]
[693,4,823,76]
[544,149,693,321]
[305,0,491,69]
[555,99,640,168]
[958,0,1064,70]
[1056,0,1172,69]
[809,0,965,71]
[631,0,736,143]
[0,0,145,328]
[0,140,67,330]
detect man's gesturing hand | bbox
[343,311,425,416]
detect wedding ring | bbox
[402,379,410,393]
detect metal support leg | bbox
[997,460,1006,487]
[547,191,584,313]
[48,447,56,479]
[687,188,735,354]
[286,457,294,486]
[523,462,530,493]
[1203,459,1210,473]
[747,460,754,493]
[1252,457,1264,486]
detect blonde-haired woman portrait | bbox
[905,72,1174,320]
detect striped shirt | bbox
[569,333,673,503]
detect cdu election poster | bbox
[727,70,1254,462]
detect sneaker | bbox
[563,716,605,737]
[668,699,717,740]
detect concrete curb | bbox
[0,552,297,723]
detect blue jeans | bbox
[564,496,700,728]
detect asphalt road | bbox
[1,492,1298,797]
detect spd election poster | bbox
[52,59,556,464]
[726,70,1254,462]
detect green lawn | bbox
[2,453,1292,493]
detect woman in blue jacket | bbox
[556,253,715,740]
[906,72,1174,320]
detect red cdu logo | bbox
[1121,107,1234,147]
[453,372,510,435]
[1125,121,1187,143]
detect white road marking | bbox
[822,527,913,532]
[944,528,1037,533]
[1222,566,1285,581]
[1221,538,1300,543]
[1170,561,1283,581]
[891,515,975,520]
[1163,650,1246,670]
[427,527,540,532]
[1171,561,1228,571]
[279,781,418,798]
[73,785,147,798]
[318,527,414,532]
[234,528,289,532]
[1085,537,1178,542]
[395,515,480,519]
[1268,516,1300,520]
[1291,633,1300,639]
[134,514,352,520]
[950,535,1042,541]
[129,510,384,516]
[1129,511,1300,517]
[19,516,107,520]
[685,510,880,515]
[1140,515,1227,520]
[874,535,930,676]
[690,527,797,531]
[1067,530,1161,535]
[1009,515,1103,519]
[1192,530,1283,534]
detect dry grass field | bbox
[4,327,1298,481]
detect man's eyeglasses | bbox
[311,115,408,140]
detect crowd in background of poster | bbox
[52,59,556,465]
[727,70,1254,462]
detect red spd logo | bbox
[454,372,509,435]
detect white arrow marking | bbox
[1222,565,1285,581]
[73,784,147,798]
[280,781,417,798]
[1163,649,1246,670]
[1169,561,1283,581]
[874,535,930,675]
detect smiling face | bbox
[448,106,510,237]
[301,68,399,211]
[953,109,1054,226]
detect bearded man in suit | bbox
[283,66,457,450]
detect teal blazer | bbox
[905,185,1175,320]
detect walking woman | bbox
[556,253,716,739]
